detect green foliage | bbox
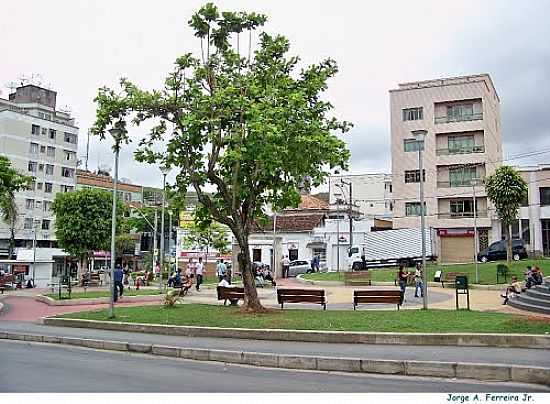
[183,216,230,254]
[0,156,33,256]
[486,166,528,226]
[91,4,351,309]
[53,188,125,258]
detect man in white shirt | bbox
[195,257,204,291]
[281,255,290,278]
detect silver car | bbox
[288,260,312,277]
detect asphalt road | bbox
[1,340,547,393]
[1,321,549,368]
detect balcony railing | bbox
[437,178,485,188]
[436,145,485,156]
[434,112,483,124]
[437,210,488,219]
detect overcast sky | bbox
[2,0,549,189]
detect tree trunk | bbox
[8,216,15,259]
[236,233,265,312]
[506,224,513,263]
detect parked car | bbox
[477,239,528,263]
[288,260,312,277]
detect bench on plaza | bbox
[344,271,372,286]
[173,278,193,296]
[81,272,102,287]
[0,274,16,293]
[353,289,401,310]
[496,264,510,284]
[277,288,327,310]
[217,286,245,306]
[440,272,467,288]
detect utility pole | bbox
[153,209,158,279]
[272,212,277,276]
[336,198,340,273]
[160,172,167,293]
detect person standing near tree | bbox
[113,264,124,302]
[282,255,290,278]
[397,265,410,305]
[216,259,227,283]
[195,257,204,291]
[414,263,424,298]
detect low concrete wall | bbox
[1,331,548,386]
[42,317,550,349]
[35,294,162,306]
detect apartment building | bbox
[515,165,550,256]
[390,74,502,263]
[0,85,78,254]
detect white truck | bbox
[347,228,437,270]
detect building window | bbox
[43,201,52,212]
[38,163,44,172]
[47,146,56,157]
[37,182,43,190]
[32,124,40,135]
[61,167,75,178]
[40,145,46,154]
[27,180,36,191]
[449,166,477,187]
[404,169,426,183]
[41,127,47,136]
[447,104,474,122]
[44,182,53,193]
[29,143,39,154]
[60,185,74,193]
[501,220,520,239]
[252,249,262,262]
[521,190,529,207]
[45,164,54,175]
[313,248,327,262]
[448,135,475,154]
[28,161,38,173]
[24,218,34,230]
[449,199,475,217]
[124,192,131,202]
[404,139,424,152]
[64,132,77,144]
[521,219,530,244]
[49,129,56,140]
[402,107,423,121]
[42,219,51,230]
[35,200,42,210]
[25,199,35,210]
[288,249,299,261]
[540,187,550,206]
[405,202,427,217]
[64,150,74,161]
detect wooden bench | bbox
[277,288,327,310]
[353,289,401,310]
[496,264,510,284]
[81,273,102,287]
[344,271,372,286]
[440,272,467,288]
[173,278,193,296]
[0,274,16,293]
[217,286,245,306]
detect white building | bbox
[329,173,393,219]
[0,85,79,257]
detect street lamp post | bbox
[108,125,125,318]
[32,219,40,286]
[472,178,480,283]
[159,167,169,293]
[412,129,428,310]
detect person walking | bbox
[282,255,290,278]
[414,263,424,298]
[397,265,410,305]
[195,257,204,291]
[113,264,124,302]
[186,258,195,279]
[216,259,227,283]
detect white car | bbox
[288,260,312,277]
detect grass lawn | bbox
[58,304,550,334]
[302,259,550,285]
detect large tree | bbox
[92,3,351,311]
[0,156,32,258]
[53,188,125,271]
[486,166,528,262]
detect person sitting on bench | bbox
[218,275,239,305]
[501,276,523,305]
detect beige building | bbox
[0,85,79,254]
[390,74,502,263]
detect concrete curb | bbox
[35,294,163,306]
[1,331,548,386]
[42,317,550,349]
